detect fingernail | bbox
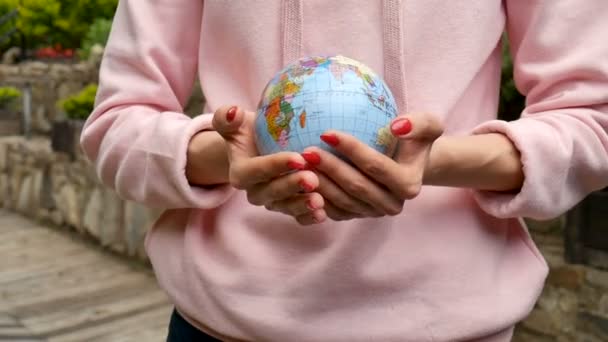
[390,118,412,136]
[299,180,315,192]
[320,133,339,147]
[306,200,317,211]
[226,106,237,122]
[287,161,306,170]
[301,151,321,166]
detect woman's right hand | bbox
[209,106,327,225]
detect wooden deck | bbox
[0,210,172,342]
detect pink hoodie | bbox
[81,1,608,341]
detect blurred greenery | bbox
[0,86,21,109]
[78,18,112,60]
[58,84,97,120]
[498,37,526,121]
[0,0,117,52]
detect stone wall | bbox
[514,219,608,342]
[0,136,161,261]
[0,59,204,262]
[0,61,98,134]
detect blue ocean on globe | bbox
[255,55,398,156]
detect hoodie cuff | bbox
[470,119,565,220]
[176,114,235,209]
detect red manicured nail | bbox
[301,151,321,166]
[390,118,412,136]
[320,133,339,147]
[287,161,306,170]
[226,106,237,122]
[299,180,315,192]
[306,200,317,211]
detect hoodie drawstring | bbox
[281,0,407,112]
[382,0,407,112]
[281,0,303,67]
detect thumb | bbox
[212,105,247,139]
[390,113,443,165]
[212,105,257,161]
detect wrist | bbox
[423,133,524,191]
[186,130,230,186]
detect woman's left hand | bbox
[301,113,444,221]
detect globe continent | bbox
[255,55,398,156]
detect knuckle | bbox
[331,196,358,213]
[246,192,264,206]
[327,210,352,222]
[398,184,421,200]
[268,185,283,200]
[253,168,272,180]
[229,169,246,189]
[327,212,343,221]
[361,159,385,178]
[344,178,368,197]
[230,178,246,190]
[296,216,312,226]
[385,202,404,216]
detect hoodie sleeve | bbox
[80,0,234,209]
[471,1,608,220]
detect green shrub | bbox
[58,84,98,120]
[498,37,526,121]
[0,0,20,51]
[0,86,21,109]
[1,0,117,52]
[79,18,112,60]
[58,0,118,48]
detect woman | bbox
[81,1,608,341]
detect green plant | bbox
[0,0,20,51]
[58,84,98,120]
[1,0,117,52]
[498,37,526,121]
[58,0,118,48]
[79,18,112,60]
[0,86,21,109]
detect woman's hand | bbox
[207,106,327,225]
[301,113,444,221]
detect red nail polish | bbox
[306,200,316,211]
[287,161,306,170]
[299,180,315,192]
[301,151,321,166]
[390,118,412,136]
[226,106,237,122]
[320,133,339,147]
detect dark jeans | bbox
[167,309,222,342]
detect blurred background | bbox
[0,1,606,341]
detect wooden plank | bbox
[0,260,135,305]
[0,325,43,341]
[0,210,169,342]
[3,273,151,312]
[95,319,169,342]
[0,252,102,285]
[23,289,169,335]
[16,278,161,318]
[48,306,171,342]
[0,232,74,257]
[0,313,19,326]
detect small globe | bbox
[254,55,398,156]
